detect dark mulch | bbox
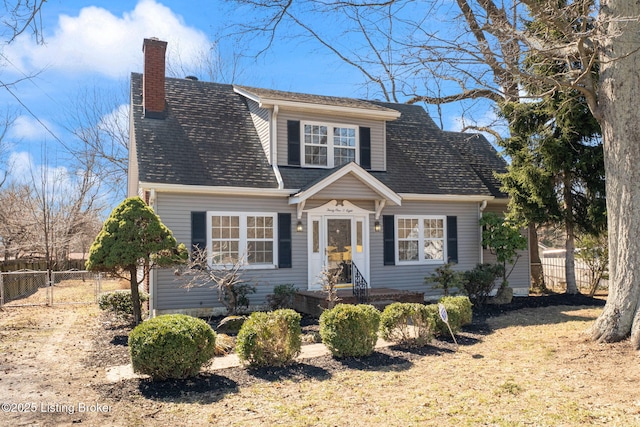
[91,293,606,402]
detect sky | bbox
[0,0,494,204]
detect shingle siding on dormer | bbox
[275,110,386,170]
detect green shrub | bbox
[427,296,473,336]
[462,263,504,305]
[379,302,435,346]
[266,284,297,310]
[425,263,466,296]
[236,309,302,367]
[98,290,149,317]
[128,314,216,380]
[319,304,380,358]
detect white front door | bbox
[307,203,370,290]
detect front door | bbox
[308,208,369,290]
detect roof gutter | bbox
[139,182,294,196]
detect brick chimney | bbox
[142,38,167,119]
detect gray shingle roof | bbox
[132,75,507,198]
[132,73,279,188]
[234,85,397,113]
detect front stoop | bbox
[293,288,424,317]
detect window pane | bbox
[399,241,419,261]
[334,147,355,166]
[305,146,327,165]
[356,221,363,253]
[312,221,320,253]
[247,240,273,264]
[424,240,444,260]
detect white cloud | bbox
[5,0,210,79]
[9,115,53,141]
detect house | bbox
[128,38,531,316]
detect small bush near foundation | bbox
[379,303,435,346]
[319,304,380,358]
[426,295,473,336]
[98,290,148,318]
[266,284,297,310]
[128,314,216,380]
[463,263,504,305]
[236,309,302,367]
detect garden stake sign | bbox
[438,303,458,348]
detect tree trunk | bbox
[590,0,640,347]
[528,223,546,292]
[563,174,578,294]
[129,265,142,325]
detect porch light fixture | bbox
[374,220,381,232]
[296,220,303,232]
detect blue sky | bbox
[0,0,491,195]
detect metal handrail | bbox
[351,261,369,303]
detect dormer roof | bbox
[234,85,401,121]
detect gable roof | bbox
[131,75,507,199]
[234,85,401,120]
[131,73,279,188]
[289,162,402,206]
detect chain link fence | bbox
[0,270,129,307]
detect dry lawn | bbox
[1,298,640,426]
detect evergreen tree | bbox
[86,197,188,323]
[498,8,606,293]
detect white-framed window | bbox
[303,121,357,167]
[209,212,277,267]
[396,215,446,263]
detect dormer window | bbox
[303,121,357,168]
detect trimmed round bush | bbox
[319,304,380,358]
[379,302,435,346]
[236,309,302,367]
[427,295,473,336]
[98,290,149,317]
[128,314,216,380]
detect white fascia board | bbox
[289,163,402,206]
[233,86,262,104]
[399,193,496,202]
[139,182,295,197]
[263,99,401,120]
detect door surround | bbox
[305,200,372,290]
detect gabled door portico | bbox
[306,200,370,290]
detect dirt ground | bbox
[2,294,639,426]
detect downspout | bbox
[147,188,156,317]
[479,200,488,264]
[271,105,284,189]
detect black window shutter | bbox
[287,120,301,166]
[359,126,371,169]
[383,215,395,265]
[447,216,458,264]
[278,213,292,268]
[191,212,207,252]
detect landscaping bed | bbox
[91,293,606,400]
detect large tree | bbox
[225,0,640,346]
[86,197,188,324]
[500,92,605,294]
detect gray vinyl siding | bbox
[313,174,382,200]
[246,99,271,161]
[276,111,386,170]
[482,203,531,296]
[152,192,307,311]
[370,200,483,301]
